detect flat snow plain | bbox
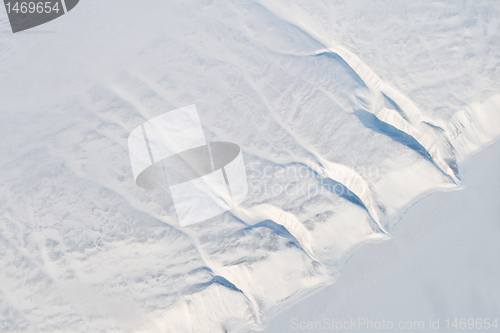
[0,1,499,332]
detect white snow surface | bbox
[0,1,499,332]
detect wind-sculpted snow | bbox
[0,1,499,332]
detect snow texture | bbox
[0,1,499,332]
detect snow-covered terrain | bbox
[0,1,499,332]
[254,139,500,333]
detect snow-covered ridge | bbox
[0,1,499,332]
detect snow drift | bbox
[0,0,499,332]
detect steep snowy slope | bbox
[0,1,499,332]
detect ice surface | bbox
[0,1,499,332]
